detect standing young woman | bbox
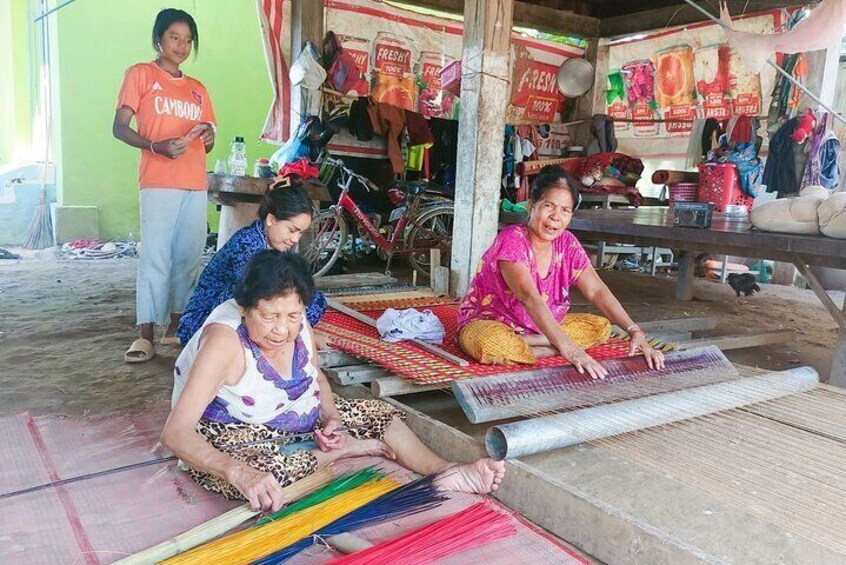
[113,9,216,363]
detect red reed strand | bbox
[327,502,516,565]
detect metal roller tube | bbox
[486,367,819,460]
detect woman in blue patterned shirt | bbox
[176,175,326,345]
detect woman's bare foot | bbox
[434,458,506,494]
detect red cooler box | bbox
[697,162,753,212]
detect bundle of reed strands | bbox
[253,474,449,565]
[163,472,400,565]
[114,468,333,565]
[255,466,385,527]
[327,501,517,565]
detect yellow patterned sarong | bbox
[458,313,611,365]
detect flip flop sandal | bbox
[124,338,155,363]
[160,336,182,346]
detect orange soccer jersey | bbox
[117,62,216,190]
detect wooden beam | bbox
[371,376,447,398]
[314,272,397,290]
[677,330,795,352]
[634,317,717,333]
[318,349,362,369]
[601,1,789,37]
[324,365,390,386]
[404,0,598,37]
[792,258,846,334]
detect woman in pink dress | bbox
[458,165,664,380]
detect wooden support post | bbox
[676,251,695,301]
[450,0,514,297]
[832,295,846,387]
[290,0,324,124]
[430,248,450,295]
[792,256,846,386]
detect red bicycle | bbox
[301,157,454,278]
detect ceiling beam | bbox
[601,1,791,37]
[403,0,600,38]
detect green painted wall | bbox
[0,0,33,166]
[54,0,275,238]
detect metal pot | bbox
[556,58,595,98]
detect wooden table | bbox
[569,207,846,384]
[206,174,332,248]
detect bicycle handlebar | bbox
[327,157,380,192]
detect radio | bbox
[673,202,713,229]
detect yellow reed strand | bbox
[162,477,399,565]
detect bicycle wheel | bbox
[405,205,454,279]
[301,209,347,277]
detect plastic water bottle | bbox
[227,136,247,176]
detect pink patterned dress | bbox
[458,224,590,334]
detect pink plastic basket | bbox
[697,162,753,212]
[667,182,698,203]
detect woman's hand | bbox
[629,332,665,370]
[314,417,344,452]
[152,137,188,159]
[200,124,216,147]
[225,461,286,512]
[562,347,608,380]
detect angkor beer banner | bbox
[606,9,784,139]
[258,0,586,145]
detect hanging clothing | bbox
[819,131,841,189]
[348,97,374,141]
[764,118,800,198]
[701,119,723,159]
[368,102,406,174]
[586,114,618,156]
[289,44,326,117]
[405,110,434,146]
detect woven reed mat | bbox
[317,298,632,385]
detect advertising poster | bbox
[258,0,586,152]
[606,10,782,139]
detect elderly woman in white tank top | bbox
[162,250,506,511]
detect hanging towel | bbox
[722,0,846,73]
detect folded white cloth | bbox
[376,308,445,344]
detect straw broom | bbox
[24,12,54,250]
[114,468,333,565]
